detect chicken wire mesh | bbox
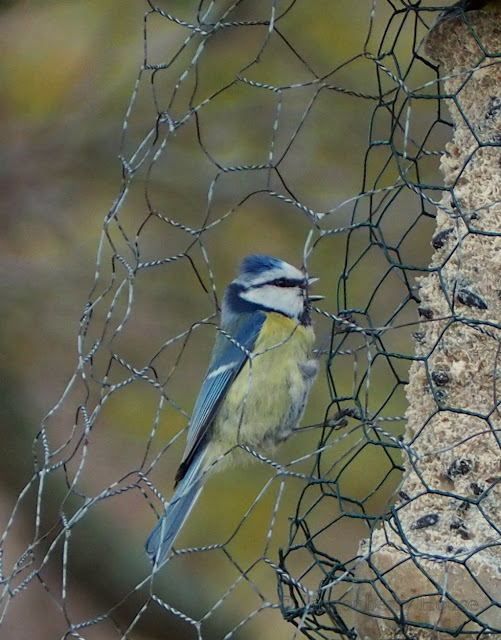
[2,1,501,639]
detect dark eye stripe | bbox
[246,277,307,290]
[271,278,305,288]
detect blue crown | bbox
[239,255,284,276]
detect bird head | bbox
[223,255,323,325]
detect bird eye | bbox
[271,277,302,288]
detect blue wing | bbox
[175,310,266,483]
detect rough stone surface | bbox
[349,12,501,639]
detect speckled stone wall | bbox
[348,11,501,639]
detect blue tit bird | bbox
[145,255,322,567]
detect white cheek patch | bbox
[241,285,304,318]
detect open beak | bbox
[307,276,324,302]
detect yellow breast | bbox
[253,312,315,355]
[206,313,316,469]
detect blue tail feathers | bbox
[145,452,205,566]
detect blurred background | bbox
[0,1,451,638]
